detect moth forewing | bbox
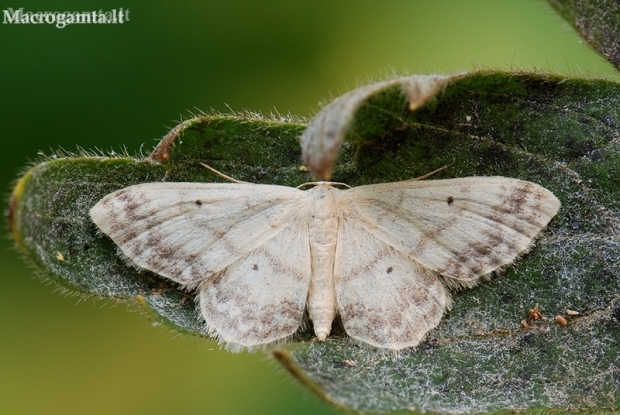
[89,182,306,289]
[343,177,561,283]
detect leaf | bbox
[9,72,620,414]
[300,74,457,179]
[548,0,620,70]
[9,113,308,335]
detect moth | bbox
[90,172,560,351]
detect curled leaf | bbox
[300,74,457,179]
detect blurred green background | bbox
[1,1,618,414]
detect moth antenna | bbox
[409,165,449,181]
[200,163,248,184]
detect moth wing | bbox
[199,219,312,350]
[344,177,560,283]
[334,215,450,350]
[90,182,307,287]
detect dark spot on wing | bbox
[343,250,389,281]
[447,196,454,205]
[252,264,258,271]
[386,266,393,274]
[195,199,202,206]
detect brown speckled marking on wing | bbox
[199,220,312,350]
[334,216,449,350]
[344,177,560,283]
[90,182,306,289]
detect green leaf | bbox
[9,72,620,413]
[548,0,620,70]
[9,114,308,335]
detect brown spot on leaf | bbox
[149,121,183,161]
[528,305,543,322]
[7,193,17,235]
